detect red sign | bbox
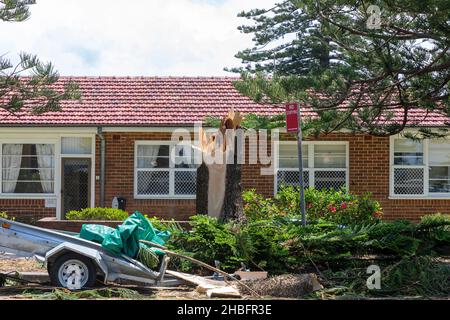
[285,103,299,132]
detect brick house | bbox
[0,77,449,223]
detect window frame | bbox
[0,140,58,197]
[274,140,349,195]
[389,135,450,199]
[134,141,197,199]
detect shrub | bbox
[243,187,383,225]
[242,190,279,221]
[321,256,450,297]
[164,212,450,275]
[0,211,14,221]
[145,216,184,234]
[415,213,450,255]
[66,208,129,221]
[168,215,242,271]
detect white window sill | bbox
[0,194,57,200]
[389,195,450,200]
[134,195,196,200]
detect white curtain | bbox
[175,144,195,168]
[36,144,55,193]
[138,145,160,168]
[2,144,23,193]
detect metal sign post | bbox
[285,103,307,226]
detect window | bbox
[393,139,423,165]
[429,140,450,193]
[135,142,198,198]
[392,139,424,195]
[276,142,348,192]
[391,137,450,197]
[61,137,92,154]
[1,144,55,194]
[277,144,310,190]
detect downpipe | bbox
[97,127,106,207]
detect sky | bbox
[0,0,277,76]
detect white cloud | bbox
[0,0,277,76]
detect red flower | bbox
[373,211,383,218]
[340,202,347,210]
[306,203,312,209]
[327,204,337,213]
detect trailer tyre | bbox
[49,253,97,290]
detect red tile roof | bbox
[0,76,448,127]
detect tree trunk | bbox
[221,137,245,222]
[196,162,209,215]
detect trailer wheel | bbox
[49,253,97,290]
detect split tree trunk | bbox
[195,109,245,221]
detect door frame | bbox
[61,157,92,219]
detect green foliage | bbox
[378,257,450,297]
[165,215,444,274]
[415,213,450,255]
[169,215,243,271]
[0,211,14,221]
[362,221,420,256]
[419,212,450,225]
[137,247,160,269]
[228,1,450,138]
[322,256,450,298]
[243,187,383,225]
[0,0,80,115]
[0,0,35,22]
[166,191,449,274]
[145,216,184,235]
[204,113,286,130]
[65,208,129,221]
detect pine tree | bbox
[228,0,450,138]
[0,0,80,115]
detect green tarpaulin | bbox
[79,211,171,259]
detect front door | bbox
[62,158,91,218]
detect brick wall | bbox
[0,199,55,223]
[3,131,449,223]
[99,131,448,222]
[281,133,450,222]
[237,132,450,222]
[95,132,195,221]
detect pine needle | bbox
[137,247,160,269]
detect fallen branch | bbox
[139,240,261,297]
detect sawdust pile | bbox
[237,274,323,298]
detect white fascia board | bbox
[102,127,198,132]
[101,127,354,134]
[0,127,98,134]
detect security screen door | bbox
[62,158,91,218]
